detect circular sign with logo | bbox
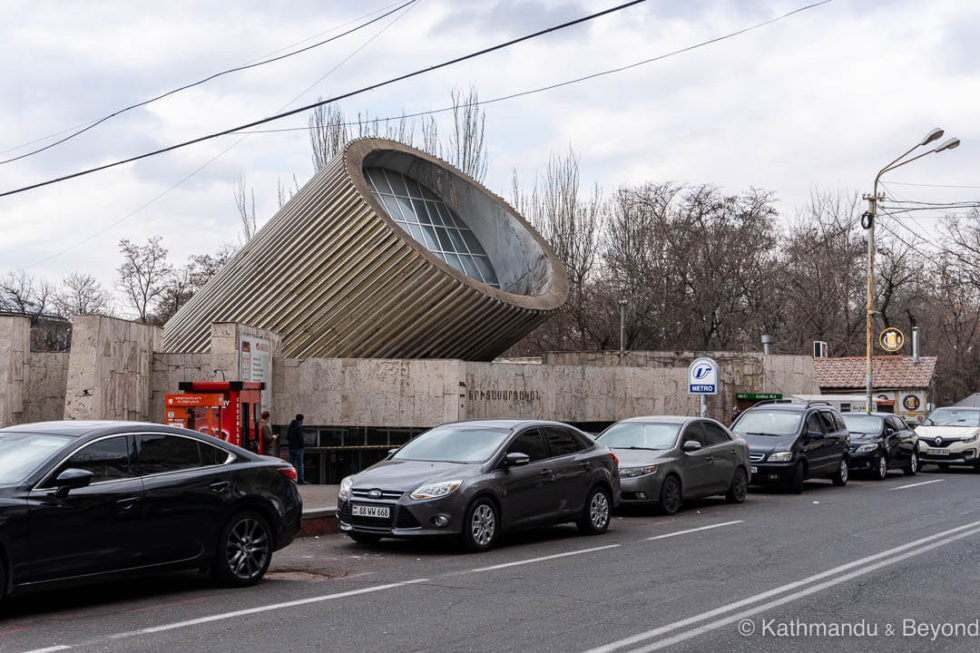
[878,327,905,352]
[902,394,921,411]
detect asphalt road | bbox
[3,467,980,653]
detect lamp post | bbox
[863,128,960,413]
[619,298,628,358]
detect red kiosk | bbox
[164,381,265,453]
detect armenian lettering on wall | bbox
[467,389,541,402]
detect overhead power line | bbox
[0,0,649,199]
[0,0,418,166]
[237,0,836,138]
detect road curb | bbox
[300,508,339,537]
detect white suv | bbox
[916,407,980,470]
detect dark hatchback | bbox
[338,420,621,552]
[841,412,919,479]
[0,421,302,598]
[731,402,850,493]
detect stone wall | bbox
[64,315,162,421]
[150,352,215,424]
[273,352,819,428]
[276,358,464,427]
[0,314,31,427]
[27,352,69,422]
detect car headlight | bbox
[961,433,978,444]
[339,476,353,499]
[856,443,878,454]
[767,451,793,462]
[620,465,658,478]
[410,480,463,500]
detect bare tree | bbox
[520,147,602,349]
[235,174,257,244]
[0,269,52,323]
[447,85,487,182]
[116,237,173,323]
[53,272,112,317]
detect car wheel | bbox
[873,454,888,480]
[212,510,273,587]
[832,459,849,486]
[578,486,612,535]
[726,468,748,504]
[461,498,499,553]
[349,532,382,545]
[658,475,682,515]
[904,452,918,476]
[788,462,805,494]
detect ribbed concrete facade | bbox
[163,139,568,360]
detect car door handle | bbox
[209,480,230,492]
[116,497,140,511]
[704,456,713,462]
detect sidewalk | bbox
[296,483,339,537]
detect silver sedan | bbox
[595,416,751,514]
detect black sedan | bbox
[840,412,919,479]
[0,421,302,598]
[338,420,621,552]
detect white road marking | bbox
[626,524,980,652]
[107,578,430,638]
[645,520,743,541]
[584,518,980,653]
[20,647,71,653]
[460,544,621,574]
[888,479,945,491]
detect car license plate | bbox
[927,448,949,456]
[352,504,390,518]
[750,466,758,474]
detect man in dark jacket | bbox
[286,414,306,484]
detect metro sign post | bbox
[688,357,719,418]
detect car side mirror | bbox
[682,440,702,452]
[503,452,530,467]
[387,447,400,459]
[806,430,824,439]
[53,468,94,498]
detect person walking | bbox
[259,410,277,456]
[286,414,306,484]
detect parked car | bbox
[731,401,850,493]
[840,412,919,479]
[915,406,980,470]
[594,416,750,514]
[337,420,620,552]
[0,421,302,598]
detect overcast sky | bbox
[2,0,977,315]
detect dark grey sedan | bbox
[337,420,621,552]
[595,416,751,514]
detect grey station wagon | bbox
[337,420,621,552]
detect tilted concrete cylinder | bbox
[163,138,568,360]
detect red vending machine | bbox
[164,381,266,453]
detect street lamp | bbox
[619,298,628,357]
[863,128,960,413]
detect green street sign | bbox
[735,393,783,400]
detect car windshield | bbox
[597,422,680,450]
[925,409,980,427]
[841,414,883,435]
[731,411,802,436]
[0,432,73,485]
[392,425,511,463]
